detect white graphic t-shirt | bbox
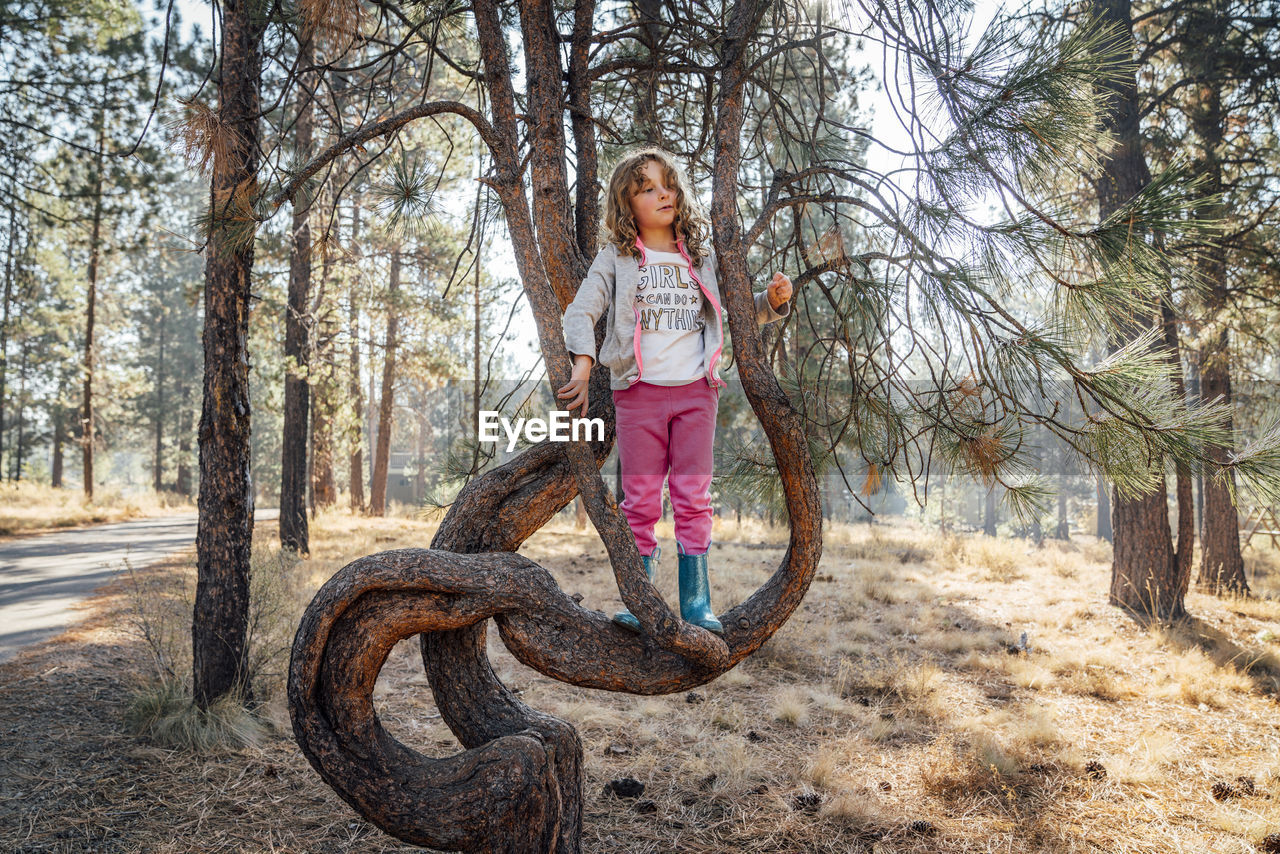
[635,248,707,385]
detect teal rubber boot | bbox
[677,545,723,635]
[613,546,660,632]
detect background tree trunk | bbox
[153,310,167,492]
[177,382,193,497]
[309,216,336,510]
[347,204,366,513]
[81,101,106,499]
[0,192,16,480]
[280,35,315,552]
[1097,476,1113,542]
[1186,5,1247,595]
[369,248,400,517]
[193,0,265,709]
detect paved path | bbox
[0,509,278,663]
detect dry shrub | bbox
[1038,542,1084,578]
[932,530,968,572]
[717,666,754,688]
[1078,536,1113,565]
[967,535,1024,582]
[802,751,840,789]
[835,655,944,713]
[124,679,267,751]
[772,686,812,727]
[919,732,1026,800]
[691,736,771,795]
[1059,665,1134,701]
[123,541,305,750]
[1103,730,1182,784]
[819,786,896,829]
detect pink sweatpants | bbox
[611,379,719,557]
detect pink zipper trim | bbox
[631,236,646,384]
[676,238,727,389]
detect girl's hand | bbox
[556,355,593,419]
[767,272,792,310]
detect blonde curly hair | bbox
[599,147,711,268]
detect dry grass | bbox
[0,481,193,538]
[2,509,1280,852]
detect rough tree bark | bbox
[193,0,265,708]
[1096,0,1193,620]
[281,32,315,553]
[368,247,400,516]
[288,0,822,850]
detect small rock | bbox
[746,730,766,743]
[877,781,892,792]
[1211,781,1237,801]
[605,743,630,756]
[1084,760,1106,779]
[685,692,704,704]
[908,819,936,836]
[792,792,822,812]
[1260,833,1280,853]
[633,799,657,815]
[571,592,584,603]
[602,778,645,799]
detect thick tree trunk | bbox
[280,37,315,553]
[369,248,400,516]
[81,103,106,499]
[1095,0,1190,620]
[193,0,264,709]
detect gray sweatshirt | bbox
[561,236,791,391]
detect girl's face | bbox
[628,159,677,236]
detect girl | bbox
[558,147,792,635]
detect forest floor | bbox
[1,506,1279,853]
